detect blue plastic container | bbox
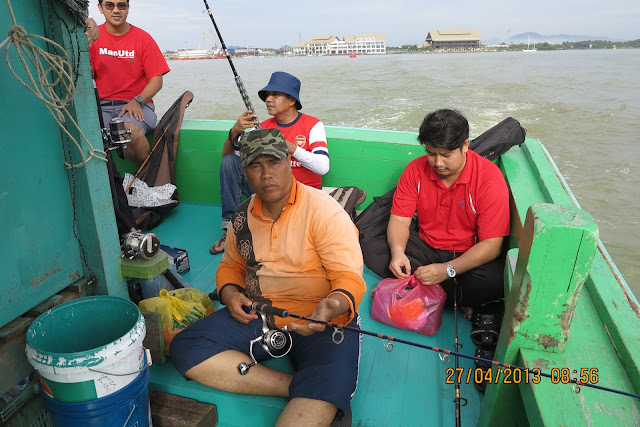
[40,366,151,427]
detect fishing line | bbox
[247,303,640,401]
[202,0,260,128]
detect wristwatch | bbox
[134,95,145,106]
[444,262,456,278]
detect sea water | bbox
[153,49,640,298]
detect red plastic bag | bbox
[371,274,446,336]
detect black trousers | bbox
[361,233,505,309]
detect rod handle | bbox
[249,302,289,318]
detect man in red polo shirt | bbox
[361,109,509,318]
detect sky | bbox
[88,0,640,51]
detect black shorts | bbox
[170,308,361,413]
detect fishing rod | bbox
[202,0,260,129]
[452,282,466,427]
[245,303,640,401]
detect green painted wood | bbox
[501,138,640,404]
[0,0,127,329]
[53,2,128,299]
[121,251,169,279]
[479,203,600,426]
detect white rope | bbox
[0,0,106,168]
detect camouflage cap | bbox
[238,128,289,167]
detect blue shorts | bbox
[100,99,157,134]
[170,308,361,413]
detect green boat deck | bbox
[148,202,484,426]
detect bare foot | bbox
[461,306,473,320]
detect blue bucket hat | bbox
[258,72,302,110]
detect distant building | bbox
[425,30,482,50]
[293,34,386,55]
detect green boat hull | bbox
[1,1,639,425]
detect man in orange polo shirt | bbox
[171,129,365,425]
[362,109,510,318]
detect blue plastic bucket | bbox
[25,296,147,402]
[40,363,151,427]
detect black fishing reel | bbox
[101,117,132,159]
[238,311,292,375]
[121,231,160,260]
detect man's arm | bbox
[218,285,257,324]
[288,293,350,336]
[84,17,99,45]
[286,121,329,175]
[118,75,163,122]
[414,237,504,285]
[222,110,259,157]
[387,214,413,278]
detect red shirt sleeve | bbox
[391,157,425,218]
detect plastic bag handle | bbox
[158,289,192,324]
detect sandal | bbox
[209,232,227,255]
[474,346,495,393]
[470,313,501,347]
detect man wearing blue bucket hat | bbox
[210,71,330,255]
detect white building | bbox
[294,34,386,56]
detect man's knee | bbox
[362,236,390,272]
[220,154,244,184]
[221,154,241,173]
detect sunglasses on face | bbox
[102,2,128,10]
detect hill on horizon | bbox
[484,32,619,45]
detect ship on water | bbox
[166,48,214,61]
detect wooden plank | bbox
[149,390,217,427]
[479,203,599,426]
[0,317,33,344]
[25,295,62,318]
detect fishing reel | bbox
[121,231,160,260]
[238,311,292,375]
[101,117,132,159]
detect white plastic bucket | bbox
[25,296,147,403]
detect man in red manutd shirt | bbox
[210,71,330,255]
[86,1,170,165]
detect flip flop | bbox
[209,232,227,255]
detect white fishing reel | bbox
[121,231,160,260]
[238,311,292,375]
[102,117,132,158]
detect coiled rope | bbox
[0,0,106,168]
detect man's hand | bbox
[389,253,412,279]
[232,110,259,137]
[414,263,446,285]
[119,100,145,122]
[84,17,99,45]
[289,296,347,336]
[220,286,257,324]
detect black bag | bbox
[325,186,367,222]
[354,187,396,245]
[469,117,526,160]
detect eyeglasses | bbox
[102,2,128,10]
